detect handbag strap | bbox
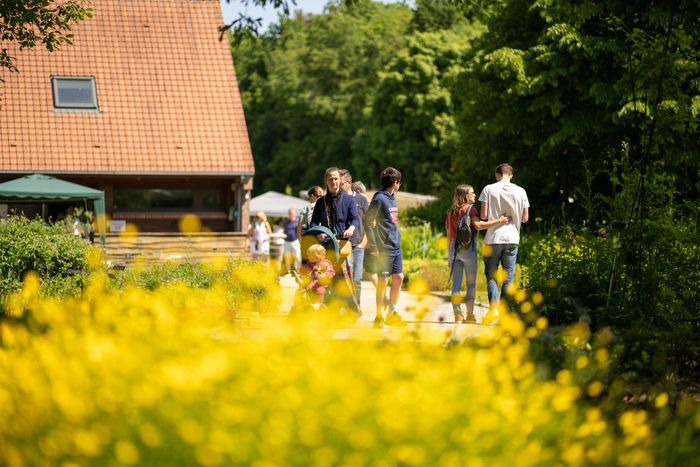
[323,196,336,233]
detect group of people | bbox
[247,207,303,272]
[446,163,529,324]
[301,166,405,327]
[248,162,529,327]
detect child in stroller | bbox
[289,226,362,319]
[298,244,336,309]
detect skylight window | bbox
[51,77,98,110]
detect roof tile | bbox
[0,0,254,175]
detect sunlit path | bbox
[277,278,493,344]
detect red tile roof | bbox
[0,0,254,176]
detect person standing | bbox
[297,186,324,239]
[283,208,302,273]
[446,185,510,324]
[310,167,359,240]
[365,167,405,328]
[270,219,286,269]
[247,211,272,261]
[310,167,361,315]
[478,163,529,319]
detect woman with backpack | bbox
[445,185,510,324]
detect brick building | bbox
[0,0,254,233]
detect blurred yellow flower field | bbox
[0,265,696,466]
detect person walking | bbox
[446,185,510,324]
[283,208,302,274]
[365,167,405,328]
[478,163,529,321]
[340,171,369,308]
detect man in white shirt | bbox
[478,163,530,313]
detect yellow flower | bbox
[587,381,604,397]
[179,213,202,233]
[115,441,140,465]
[655,392,669,409]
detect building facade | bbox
[0,0,254,233]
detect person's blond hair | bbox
[307,243,327,261]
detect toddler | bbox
[300,244,336,306]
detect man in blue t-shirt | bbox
[283,208,301,273]
[365,167,405,328]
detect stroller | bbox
[289,225,362,320]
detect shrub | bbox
[400,222,447,260]
[110,262,216,291]
[520,227,616,325]
[520,209,700,386]
[109,258,280,314]
[403,258,450,291]
[0,216,89,307]
[403,194,451,229]
[521,217,700,332]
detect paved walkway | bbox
[279,278,493,342]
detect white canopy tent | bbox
[249,191,309,218]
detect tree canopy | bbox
[233,0,699,223]
[453,0,700,220]
[232,0,481,194]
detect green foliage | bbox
[233,0,413,194]
[111,262,216,291]
[404,196,452,230]
[520,227,616,325]
[521,200,700,384]
[400,222,445,260]
[403,258,449,292]
[0,0,92,78]
[233,0,484,194]
[39,275,86,300]
[453,0,700,219]
[109,259,280,312]
[353,25,479,192]
[409,0,466,33]
[0,216,89,306]
[522,202,699,330]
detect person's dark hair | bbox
[351,181,366,194]
[380,167,402,189]
[496,163,513,176]
[307,186,324,198]
[338,168,351,183]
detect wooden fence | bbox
[103,232,248,267]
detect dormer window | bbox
[51,76,98,111]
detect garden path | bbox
[279,278,493,342]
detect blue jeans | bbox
[449,240,476,314]
[352,246,365,306]
[483,243,518,305]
